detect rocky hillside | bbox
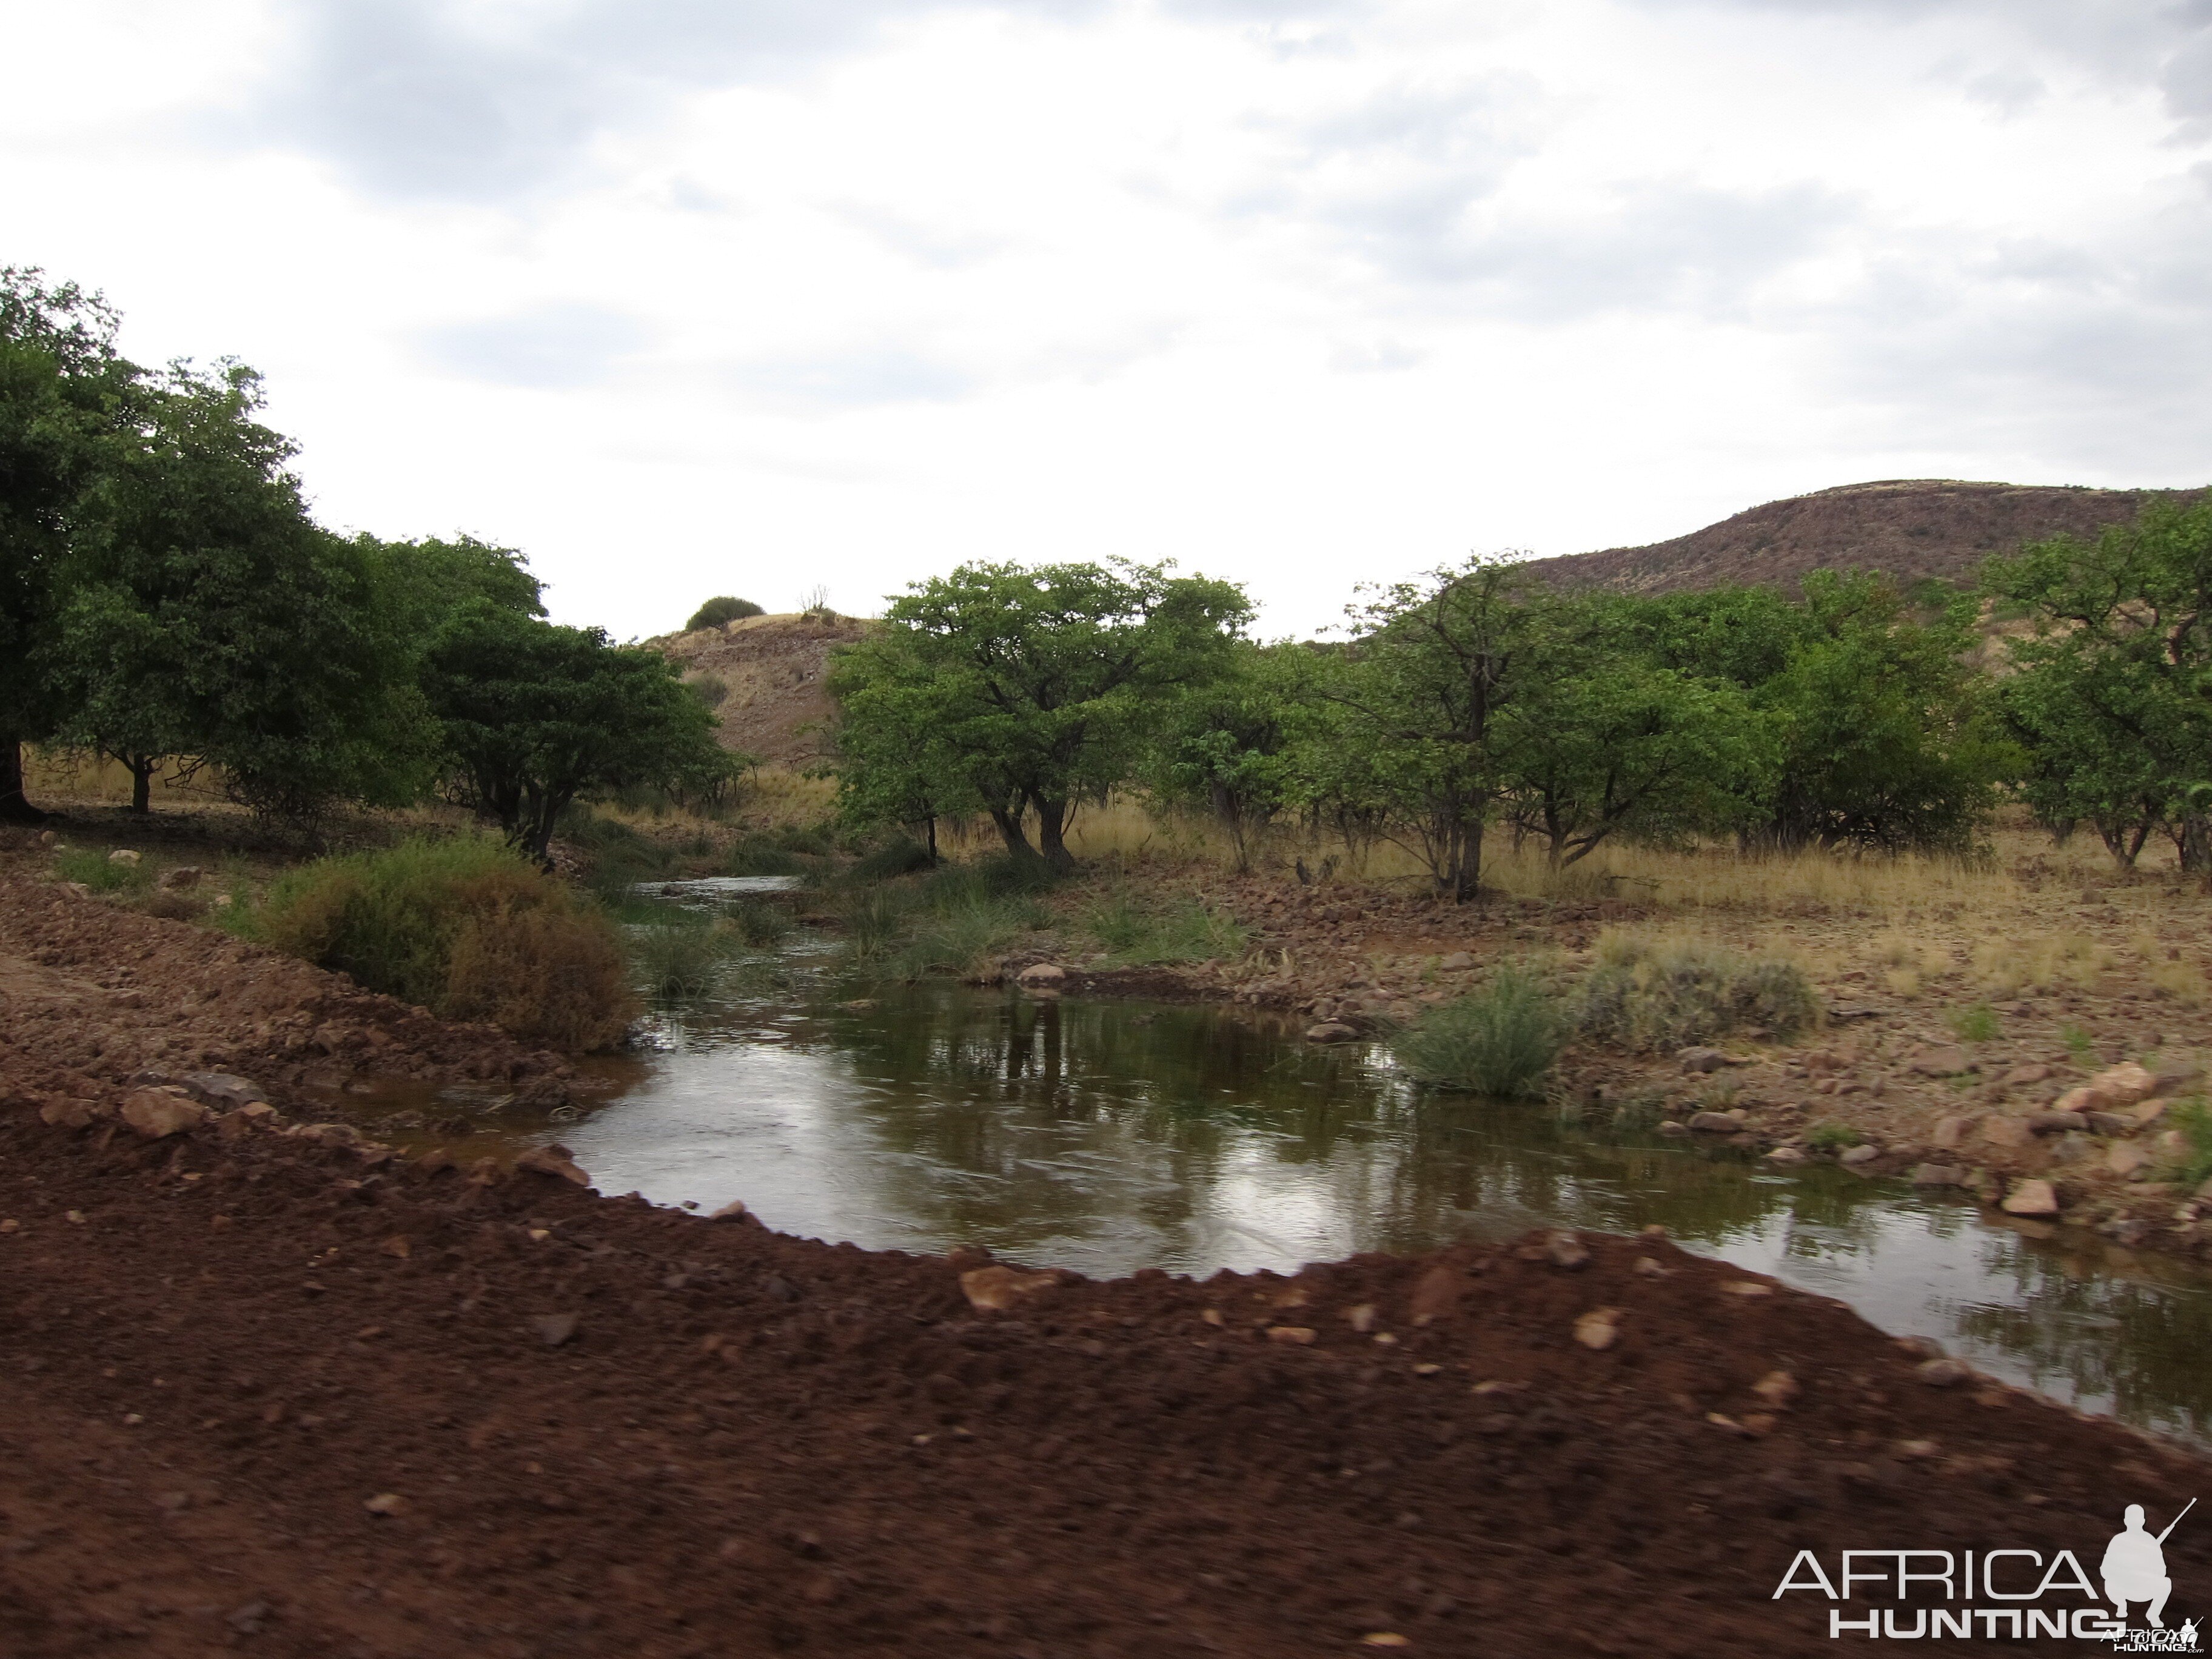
[648,611,868,768]
[1520,478,2204,595]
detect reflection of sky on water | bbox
[557,975,2212,1445]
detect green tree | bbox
[0,268,139,821]
[832,558,1250,869]
[1145,640,1323,872]
[57,360,434,820]
[1985,499,2212,871]
[421,602,728,863]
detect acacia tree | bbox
[422,602,728,863]
[57,360,434,820]
[1986,499,2212,871]
[833,559,1250,869]
[1145,641,1322,873]
[0,269,138,822]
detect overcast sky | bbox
[7,0,2209,637]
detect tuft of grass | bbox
[1083,891,1248,966]
[836,855,1059,980]
[1572,931,1820,1052]
[2061,1023,2094,1063]
[720,895,793,947]
[252,836,636,1051]
[1807,1122,1863,1151]
[1390,968,1562,1097]
[631,914,738,1001]
[1948,1001,1999,1043]
[2167,1099,2212,1190]
[54,846,152,893]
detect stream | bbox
[382,878,2212,1446]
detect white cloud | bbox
[2,0,2207,640]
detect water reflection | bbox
[552,972,2212,1443]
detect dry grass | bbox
[22,748,231,811]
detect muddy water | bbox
[387,890,2212,1444]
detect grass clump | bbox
[1084,890,1248,965]
[1391,968,1561,1097]
[632,913,739,1001]
[720,895,793,947]
[253,836,636,1051]
[1806,1121,1863,1151]
[846,836,937,883]
[1572,931,1820,1052]
[54,846,152,893]
[2166,1099,2212,1190]
[840,855,1059,980]
[1948,1001,1999,1043]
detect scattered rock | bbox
[1751,1370,1800,1409]
[1916,1358,1972,1387]
[2000,1179,2059,1216]
[708,1198,752,1222]
[1543,1230,1590,1270]
[155,865,203,891]
[1678,1047,1727,1074]
[119,1087,207,1140]
[179,1071,267,1110]
[1438,951,1475,971]
[958,1265,1059,1313]
[1979,1116,2030,1149]
[530,1313,580,1347]
[1908,1045,1971,1077]
[1656,1119,1689,1136]
[106,848,141,866]
[1304,1022,1359,1044]
[1573,1308,1621,1351]
[1633,1256,1669,1278]
[1015,962,1067,987]
[39,1097,111,1130]
[1686,1111,1741,1133]
[1343,1302,1378,1333]
[1265,1326,1316,1346]
[1764,1145,1808,1166]
[2025,1111,2087,1134]
[1931,1116,1971,1150]
[1911,1164,1969,1187]
[1838,1144,1880,1167]
[2106,1142,2151,1178]
[2002,1064,2051,1087]
[515,1144,590,1185]
[364,1492,409,1516]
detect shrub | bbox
[1391,968,1562,1097]
[630,915,737,1002]
[253,837,635,1050]
[848,836,937,883]
[685,672,730,709]
[720,895,792,947]
[1572,932,1819,1051]
[54,846,151,893]
[686,595,763,631]
[1807,1121,1863,1151]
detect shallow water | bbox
[383,890,2212,1445]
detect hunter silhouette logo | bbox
[1772,1500,2199,1645]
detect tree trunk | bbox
[923,814,939,864]
[1034,797,1076,871]
[127,755,155,816]
[0,739,44,825]
[988,805,1036,860]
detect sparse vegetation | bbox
[250,836,635,1050]
[1807,1122,1863,1151]
[2166,1099,2212,1190]
[1573,932,1819,1051]
[631,912,739,1001]
[1390,968,1562,1096]
[1082,890,1248,965]
[1948,1001,1999,1042]
[53,845,151,893]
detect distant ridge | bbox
[1518,479,2205,596]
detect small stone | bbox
[958,1264,1059,1313]
[1343,1302,1377,1333]
[106,848,141,866]
[1721,1281,1772,1298]
[1304,1021,1359,1044]
[1931,1115,1970,1149]
[2106,1142,2151,1178]
[1016,962,1067,986]
[1979,1115,2030,1149]
[1543,1230,1590,1269]
[1266,1326,1317,1346]
[1678,1047,1727,1074]
[1751,1370,1799,1409]
[2088,1062,2159,1109]
[1360,1637,1411,1649]
[1438,952,1475,971]
[515,1144,589,1184]
[708,1198,751,1222]
[1572,1308,1621,1350]
[1686,1111,1740,1133]
[2000,1179,2059,1216]
[1917,1358,1971,1387]
[156,865,203,891]
[2002,1064,2050,1087]
[39,1097,110,1130]
[531,1313,580,1347]
[1632,1256,1669,1278]
[178,1072,267,1110]
[0,1219,16,1234]
[1763,1145,1808,1167]
[2025,1111,2087,1134]
[1656,1119,1689,1136]
[1838,1144,1879,1167]
[120,1087,207,1140]
[1706,1411,1751,1435]
[363,1492,409,1516]
[1908,1045,1970,1076]
[1894,1439,1940,1461]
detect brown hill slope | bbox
[1519,478,2204,595]
[646,611,868,768]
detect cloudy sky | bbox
[7,0,2209,637]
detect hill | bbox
[1518,478,2204,595]
[646,610,867,768]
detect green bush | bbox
[2167,1099,2212,1190]
[1807,1121,1863,1151]
[836,855,1056,980]
[1572,934,1819,1051]
[685,672,730,709]
[1390,968,1561,1097]
[847,836,937,883]
[54,846,152,893]
[686,595,763,631]
[252,836,635,1050]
